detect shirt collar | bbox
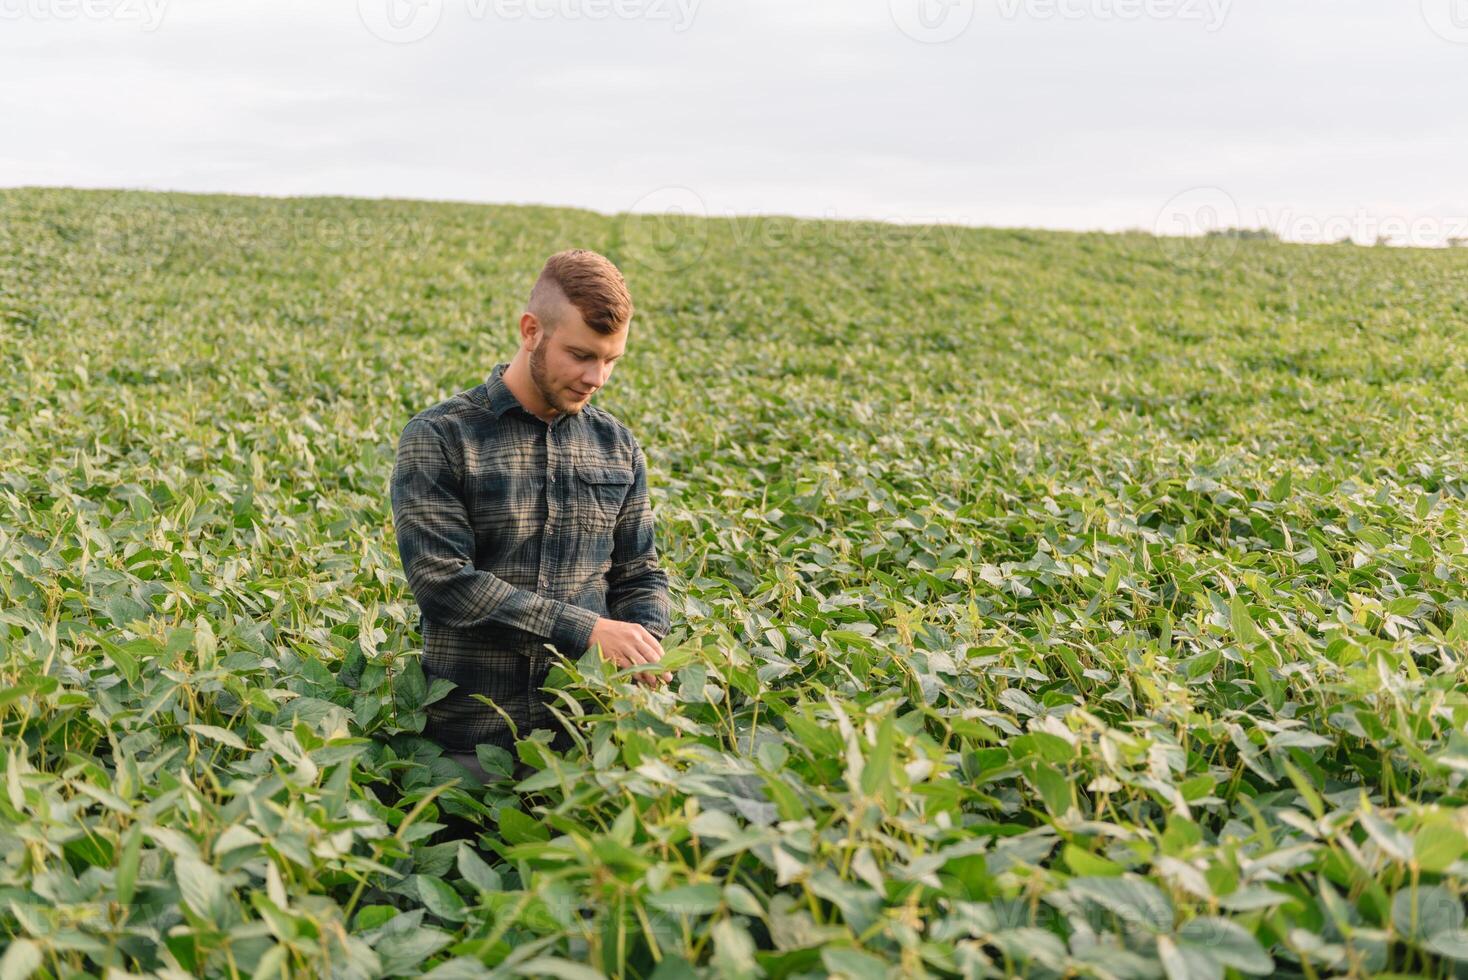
[482,361,578,430]
[483,362,521,419]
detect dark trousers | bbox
[428,715,578,850]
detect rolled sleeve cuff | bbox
[549,601,600,655]
[618,601,669,642]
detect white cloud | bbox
[2,0,1466,244]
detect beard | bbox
[528,339,582,416]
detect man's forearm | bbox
[607,557,671,640]
[605,442,672,639]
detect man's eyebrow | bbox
[570,347,623,358]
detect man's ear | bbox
[519,311,539,347]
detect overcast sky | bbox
[3,0,1466,245]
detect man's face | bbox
[527,307,627,416]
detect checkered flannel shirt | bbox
[390,361,671,752]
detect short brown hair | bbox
[528,248,633,335]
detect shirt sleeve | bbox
[605,440,672,640]
[390,416,600,653]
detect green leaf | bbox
[498,807,548,845]
[339,644,366,688]
[723,883,764,917]
[424,677,456,707]
[514,957,615,980]
[353,905,399,931]
[97,636,142,685]
[175,853,228,922]
[1307,529,1337,575]
[186,724,246,751]
[456,843,501,893]
[396,658,428,711]
[1425,930,1468,962]
[1392,885,1464,940]
[0,939,42,980]
[821,946,889,980]
[1177,917,1274,974]
[375,929,455,975]
[1182,649,1220,680]
[1360,809,1412,863]
[1068,876,1175,933]
[710,918,760,979]
[1414,823,1467,873]
[647,956,699,980]
[648,882,723,917]
[1179,774,1216,803]
[415,874,466,922]
[1023,760,1074,816]
[1158,934,1219,980]
[1282,761,1323,820]
[1101,559,1123,595]
[116,823,144,906]
[1267,470,1292,502]
[1230,594,1265,646]
[809,870,881,933]
[1064,844,1123,877]
[103,594,150,631]
[860,713,896,802]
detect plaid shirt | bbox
[390,361,671,752]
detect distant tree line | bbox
[1204,227,1280,241]
[1202,228,1468,247]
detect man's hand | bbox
[589,617,672,687]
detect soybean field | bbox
[3,186,1468,979]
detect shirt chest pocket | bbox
[573,465,633,532]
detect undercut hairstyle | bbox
[527,248,634,335]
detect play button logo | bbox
[1423,0,1468,42]
[358,0,443,43]
[890,0,975,43]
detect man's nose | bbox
[584,363,611,388]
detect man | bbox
[390,248,672,783]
